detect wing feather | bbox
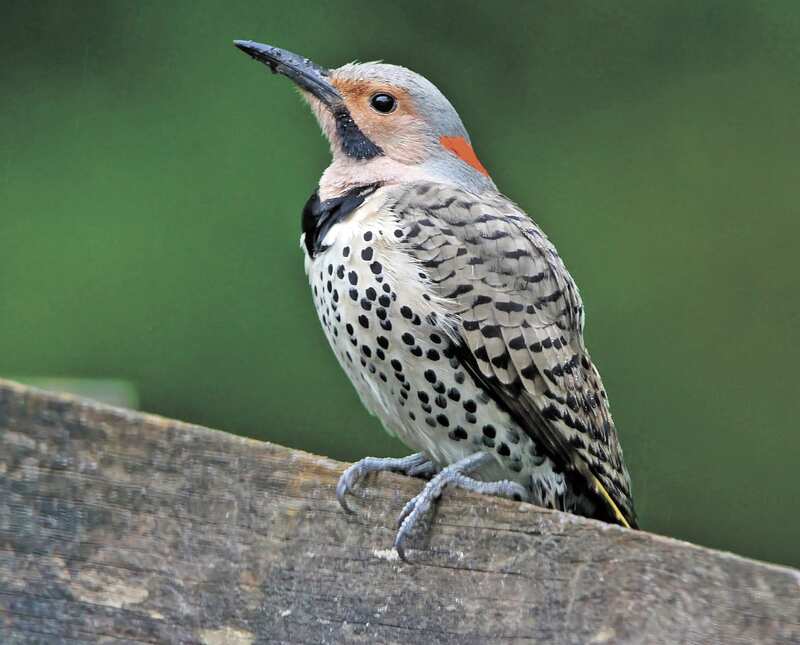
[389,182,637,527]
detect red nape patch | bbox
[439,136,489,177]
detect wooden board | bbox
[0,379,798,644]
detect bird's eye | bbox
[370,93,396,114]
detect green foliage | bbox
[1,1,798,567]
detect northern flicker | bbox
[234,40,638,557]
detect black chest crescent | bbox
[301,184,380,258]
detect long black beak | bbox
[233,40,342,107]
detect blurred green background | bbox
[2,1,798,568]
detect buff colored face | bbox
[331,78,429,165]
[303,74,489,176]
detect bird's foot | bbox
[393,451,528,561]
[336,452,437,513]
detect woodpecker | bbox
[234,40,638,558]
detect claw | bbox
[338,451,530,561]
[394,529,409,562]
[393,486,438,560]
[391,451,530,561]
[336,453,431,513]
[406,460,437,479]
[335,464,361,514]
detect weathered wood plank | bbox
[0,378,797,644]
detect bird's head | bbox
[234,40,496,198]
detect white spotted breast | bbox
[302,186,567,505]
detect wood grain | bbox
[0,379,797,644]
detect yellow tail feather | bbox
[592,474,631,529]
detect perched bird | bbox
[234,40,638,557]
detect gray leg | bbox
[336,452,436,513]
[393,451,529,561]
